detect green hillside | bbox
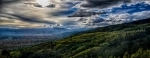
[1,18,150,58]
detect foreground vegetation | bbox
[1,18,150,58]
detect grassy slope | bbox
[2,18,150,58]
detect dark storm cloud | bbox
[0,14,16,19]
[0,0,21,12]
[93,18,105,23]
[10,14,56,24]
[0,0,21,6]
[1,0,20,3]
[81,0,131,8]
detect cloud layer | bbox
[0,0,150,29]
[81,0,130,8]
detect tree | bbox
[123,52,130,58]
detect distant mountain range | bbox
[0,27,68,36]
[0,27,90,39]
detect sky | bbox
[0,0,150,35]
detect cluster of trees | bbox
[123,49,150,58]
[0,18,150,58]
[0,49,21,58]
